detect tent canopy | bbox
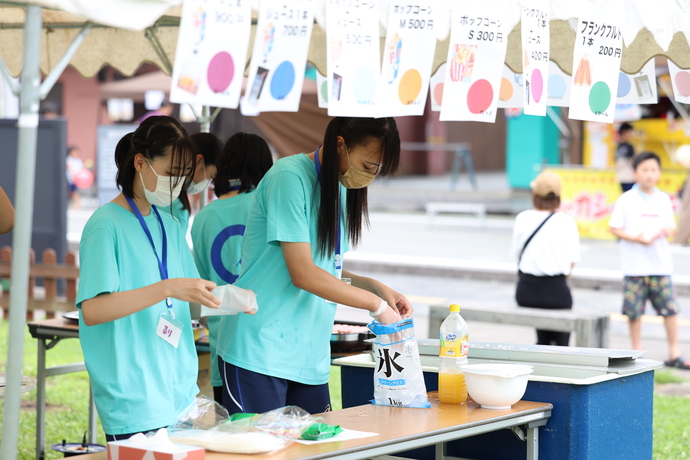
[3,0,690,81]
[98,70,318,102]
[100,70,172,102]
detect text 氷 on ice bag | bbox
[368,318,431,409]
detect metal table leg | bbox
[89,383,97,443]
[435,442,445,460]
[35,339,46,460]
[526,426,539,460]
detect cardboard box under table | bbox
[333,340,661,460]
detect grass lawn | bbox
[1,318,689,459]
[0,319,106,459]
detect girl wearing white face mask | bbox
[216,117,414,416]
[158,132,221,233]
[191,132,274,404]
[76,116,221,441]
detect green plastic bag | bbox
[229,413,256,422]
[300,423,344,441]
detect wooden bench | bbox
[429,303,610,348]
[425,202,487,228]
[0,246,78,315]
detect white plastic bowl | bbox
[461,363,534,410]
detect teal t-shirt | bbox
[191,191,255,387]
[76,202,200,435]
[158,197,190,235]
[217,154,349,385]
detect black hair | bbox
[176,132,224,213]
[619,122,633,136]
[190,132,223,166]
[67,146,79,157]
[114,116,196,205]
[632,151,661,170]
[317,117,400,256]
[213,132,273,198]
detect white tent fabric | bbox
[3,0,690,80]
[20,0,182,30]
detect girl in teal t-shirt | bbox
[217,117,413,416]
[77,116,220,440]
[191,133,273,404]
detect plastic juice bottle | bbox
[438,304,469,404]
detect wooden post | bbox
[66,251,77,301]
[42,249,56,318]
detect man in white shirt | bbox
[609,151,690,369]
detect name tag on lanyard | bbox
[335,212,343,280]
[157,313,183,348]
[125,195,178,345]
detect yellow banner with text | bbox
[550,168,685,240]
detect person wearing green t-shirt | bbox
[191,132,273,404]
[217,117,413,416]
[76,116,221,440]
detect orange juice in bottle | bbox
[438,304,469,404]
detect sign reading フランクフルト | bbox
[568,16,623,123]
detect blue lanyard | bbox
[124,195,173,310]
[229,185,241,192]
[314,147,342,277]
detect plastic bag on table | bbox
[172,395,229,429]
[368,318,431,409]
[168,403,319,454]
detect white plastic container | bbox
[461,363,534,409]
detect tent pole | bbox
[1,6,43,460]
[144,26,173,74]
[0,55,20,96]
[199,105,211,208]
[200,105,211,133]
[40,23,93,99]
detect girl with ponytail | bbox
[191,132,274,403]
[216,117,413,416]
[76,116,220,440]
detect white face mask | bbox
[139,159,185,207]
[186,166,209,194]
